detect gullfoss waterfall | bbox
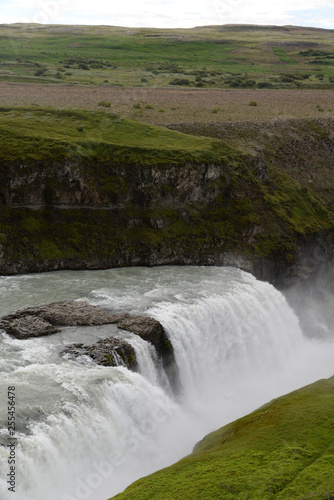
[0,266,333,500]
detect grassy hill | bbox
[110,376,334,500]
[0,24,334,88]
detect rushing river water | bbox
[0,266,333,500]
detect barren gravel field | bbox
[0,83,333,124]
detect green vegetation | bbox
[0,106,230,165]
[97,100,111,108]
[0,107,332,273]
[272,46,296,64]
[168,78,191,86]
[111,376,334,500]
[300,49,334,66]
[1,24,334,88]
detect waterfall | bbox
[147,274,305,423]
[0,266,333,500]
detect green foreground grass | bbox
[111,377,334,500]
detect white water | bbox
[0,266,333,500]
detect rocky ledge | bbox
[63,338,137,369]
[0,301,173,371]
[0,301,116,338]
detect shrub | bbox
[240,79,256,88]
[169,78,191,86]
[257,82,273,88]
[90,62,104,68]
[78,63,89,70]
[97,100,111,108]
[281,76,294,83]
[248,101,258,106]
[229,79,242,87]
[108,111,120,119]
[34,68,47,77]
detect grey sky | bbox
[0,0,333,28]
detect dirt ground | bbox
[0,82,333,124]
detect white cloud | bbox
[310,15,334,28]
[0,13,22,24]
[1,0,334,28]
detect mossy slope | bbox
[0,106,229,165]
[111,376,334,500]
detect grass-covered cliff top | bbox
[0,107,333,276]
[0,106,237,165]
[111,376,334,500]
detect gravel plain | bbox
[0,82,333,124]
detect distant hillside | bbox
[0,23,333,88]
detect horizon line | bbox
[1,22,334,32]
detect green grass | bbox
[0,106,234,165]
[272,47,296,64]
[111,376,334,500]
[1,24,334,87]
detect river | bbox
[0,266,333,500]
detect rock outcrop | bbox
[108,313,174,366]
[0,315,60,339]
[0,301,174,373]
[63,338,137,369]
[1,301,116,332]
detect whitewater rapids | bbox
[0,266,333,500]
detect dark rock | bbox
[0,315,60,339]
[62,337,137,369]
[108,313,175,372]
[2,300,115,326]
[0,301,174,377]
[1,303,172,361]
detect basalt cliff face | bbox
[0,118,333,286]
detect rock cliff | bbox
[0,109,333,286]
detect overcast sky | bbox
[0,0,333,29]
